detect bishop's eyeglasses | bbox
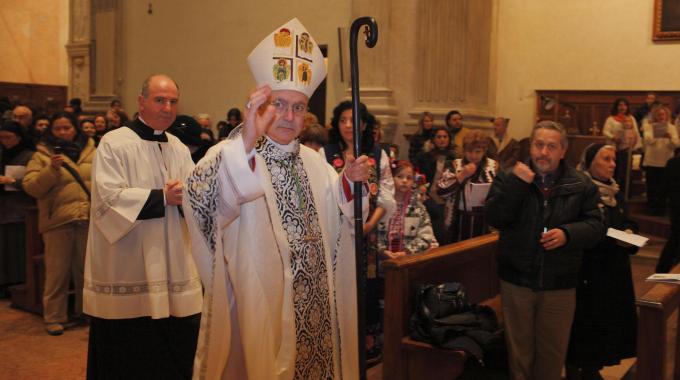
[270,99,307,116]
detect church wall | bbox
[0,0,69,86]
[119,0,351,124]
[496,0,680,140]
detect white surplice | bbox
[83,127,203,319]
[184,135,365,380]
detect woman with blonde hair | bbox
[408,111,436,163]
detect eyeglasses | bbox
[271,99,307,116]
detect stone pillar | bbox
[66,0,123,113]
[66,0,92,103]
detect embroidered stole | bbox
[257,138,335,379]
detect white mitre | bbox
[247,18,327,98]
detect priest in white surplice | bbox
[184,18,369,380]
[84,74,203,379]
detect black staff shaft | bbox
[349,16,378,380]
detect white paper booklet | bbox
[646,273,680,284]
[606,228,649,247]
[465,182,491,209]
[4,165,27,192]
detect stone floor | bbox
[0,239,671,380]
[0,299,88,380]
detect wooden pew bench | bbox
[10,206,45,314]
[636,263,680,379]
[382,233,501,380]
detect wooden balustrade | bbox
[636,264,680,380]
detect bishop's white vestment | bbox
[184,135,365,380]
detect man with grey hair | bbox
[84,74,202,379]
[485,120,604,380]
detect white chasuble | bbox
[84,126,203,319]
[185,135,365,380]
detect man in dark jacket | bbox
[485,120,604,380]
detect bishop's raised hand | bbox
[242,85,276,153]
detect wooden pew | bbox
[382,233,500,380]
[10,207,45,314]
[636,263,680,380]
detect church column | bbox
[66,0,92,103]
[67,0,124,113]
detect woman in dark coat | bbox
[414,126,457,184]
[0,120,36,296]
[566,143,638,380]
[414,126,456,243]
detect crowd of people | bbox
[1,18,679,380]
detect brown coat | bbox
[23,139,95,233]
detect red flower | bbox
[367,157,376,167]
[332,157,344,168]
[369,183,379,196]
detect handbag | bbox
[417,282,471,321]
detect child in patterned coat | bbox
[377,160,438,259]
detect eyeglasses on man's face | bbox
[271,99,307,116]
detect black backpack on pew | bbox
[409,282,507,372]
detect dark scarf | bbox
[43,131,87,162]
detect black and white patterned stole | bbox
[257,137,336,380]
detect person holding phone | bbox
[23,112,95,336]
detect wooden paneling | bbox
[565,135,607,168]
[0,81,68,115]
[536,90,680,135]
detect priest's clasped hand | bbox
[343,154,370,183]
[242,85,276,153]
[164,180,183,206]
